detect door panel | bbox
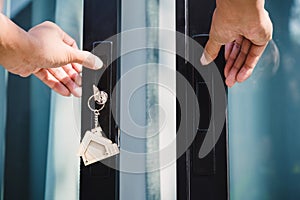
[176,1,228,200]
[81,0,120,199]
[81,0,228,199]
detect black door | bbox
[176,0,229,199]
[81,0,120,199]
[81,0,228,199]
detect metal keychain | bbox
[78,85,119,166]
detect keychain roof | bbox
[78,127,119,166]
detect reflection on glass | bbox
[246,40,280,85]
[230,0,300,199]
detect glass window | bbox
[120,0,176,199]
[229,0,300,199]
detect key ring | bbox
[87,90,108,113]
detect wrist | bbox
[218,0,265,8]
[217,0,266,17]
[216,0,267,30]
[0,13,39,74]
[27,31,42,58]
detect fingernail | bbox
[200,53,211,66]
[224,71,228,78]
[226,79,233,88]
[226,77,236,88]
[236,74,243,83]
[225,74,233,87]
[73,87,82,97]
[94,57,103,70]
[74,75,82,86]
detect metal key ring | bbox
[87,94,106,113]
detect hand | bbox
[29,22,103,97]
[201,0,273,87]
[0,16,103,97]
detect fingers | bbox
[201,39,222,65]
[34,69,71,96]
[224,42,234,61]
[71,49,103,70]
[61,30,103,70]
[224,36,244,79]
[224,36,268,87]
[48,67,82,97]
[72,63,82,73]
[225,38,252,87]
[62,64,82,86]
[34,64,83,97]
[236,43,267,82]
[63,36,83,73]
[62,31,78,49]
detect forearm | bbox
[215,0,271,43]
[219,0,265,9]
[217,0,266,20]
[0,13,37,72]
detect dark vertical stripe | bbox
[29,0,55,199]
[4,3,32,200]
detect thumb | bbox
[200,39,222,65]
[72,49,103,70]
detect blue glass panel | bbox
[229,1,300,199]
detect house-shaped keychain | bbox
[78,126,119,166]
